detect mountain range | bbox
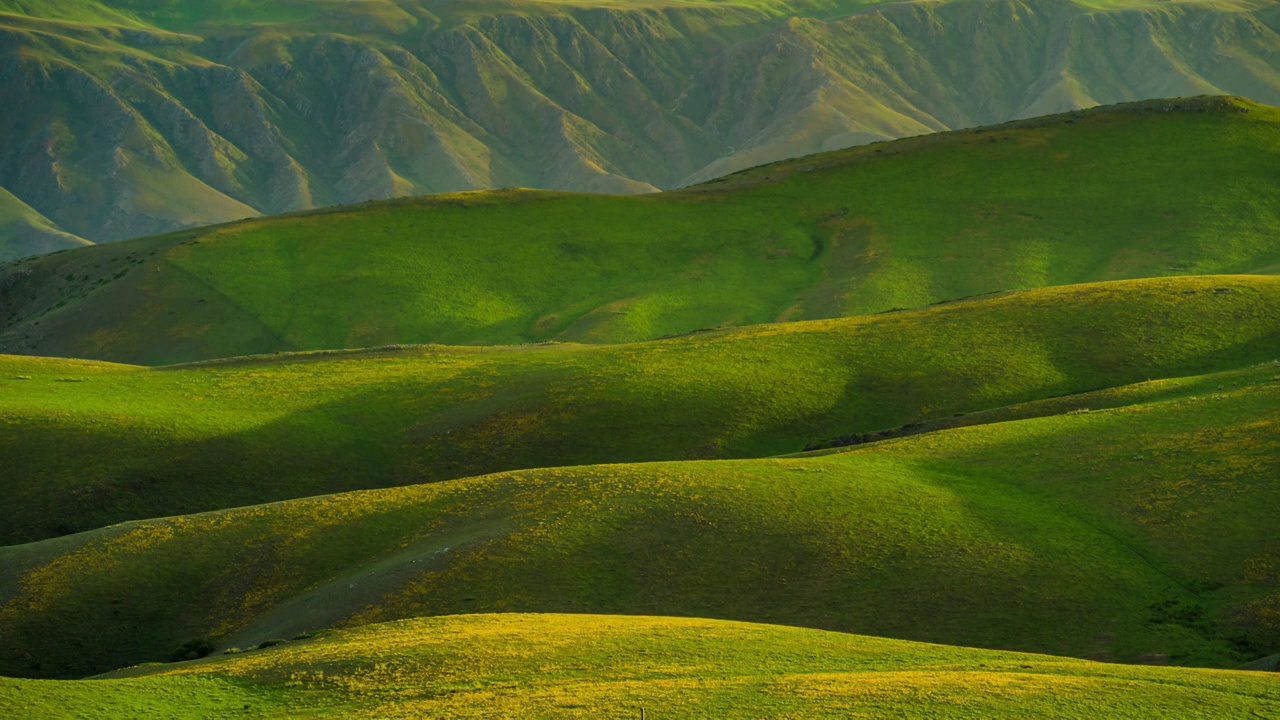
[6,0,1280,258]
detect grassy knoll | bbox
[3,614,1278,719]
[4,98,1280,364]
[2,361,1277,677]
[1,275,1276,544]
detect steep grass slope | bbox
[2,362,1277,677]
[0,189,90,259]
[1,275,1276,544]
[4,98,1280,362]
[6,0,1280,253]
[3,615,1278,719]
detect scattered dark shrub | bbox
[169,638,217,662]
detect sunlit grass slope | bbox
[3,97,1280,364]
[3,615,1277,719]
[1,275,1276,544]
[3,361,1277,677]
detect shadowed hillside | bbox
[1,275,1276,544]
[2,361,1277,677]
[0,189,90,260]
[6,0,1280,257]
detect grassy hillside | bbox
[1,275,1276,544]
[2,614,1277,719]
[0,189,90,260]
[2,360,1277,677]
[4,98,1280,362]
[5,0,1280,251]
[6,8,1280,715]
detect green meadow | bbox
[1,275,1276,544]
[0,96,1278,716]
[4,98,1280,365]
[2,358,1277,677]
[4,614,1278,719]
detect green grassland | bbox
[0,274,1276,545]
[4,98,1280,364]
[3,614,1278,719]
[2,358,1277,678]
[0,74,1278,716]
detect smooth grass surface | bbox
[1,275,1277,544]
[2,362,1277,677]
[4,614,1279,719]
[4,98,1280,364]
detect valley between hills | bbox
[0,95,1277,717]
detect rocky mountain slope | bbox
[4,0,1280,259]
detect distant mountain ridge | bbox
[5,0,1280,258]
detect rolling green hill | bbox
[4,97,1280,363]
[3,16,1280,707]
[1,275,1276,545]
[4,0,1280,259]
[2,358,1277,678]
[3,614,1277,718]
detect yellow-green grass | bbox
[4,97,1280,364]
[4,614,1278,719]
[2,275,1277,545]
[3,362,1277,677]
